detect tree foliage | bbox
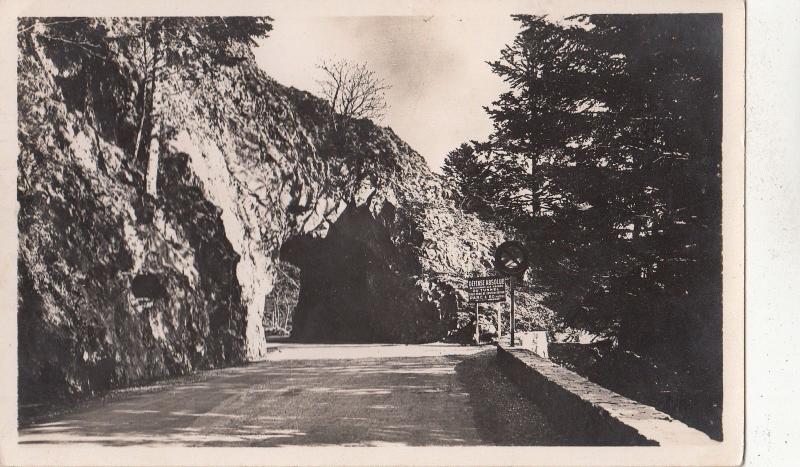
[263,261,300,335]
[441,143,495,219]
[450,15,723,373]
[18,17,273,201]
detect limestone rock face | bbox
[17,20,543,408]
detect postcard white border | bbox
[0,1,745,465]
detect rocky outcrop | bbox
[17,19,549,409]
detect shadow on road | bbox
[455,350,574,445]
[20,348,572,447]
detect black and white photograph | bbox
[2,1,746,465]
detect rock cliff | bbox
[17,18,550,410]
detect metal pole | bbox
[510,275,515,347]
[475,302,480,345]
[497,306,502,339]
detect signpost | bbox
[494,241,529,347]
[467,276,506,303]
[468,276,506,344]
[494,241,529,276]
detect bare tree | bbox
[316,59,391,122]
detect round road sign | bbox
[494,241,529,276]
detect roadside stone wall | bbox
[496,344,713,446]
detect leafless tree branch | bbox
[316,59,391,122]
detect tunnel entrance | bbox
[279,201,451,344]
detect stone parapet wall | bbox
[496,344,713,446]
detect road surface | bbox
[19,344,569,447]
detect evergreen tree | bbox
[450,15,723,415]
[441,143,495,218]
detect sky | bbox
[253,15,520,172]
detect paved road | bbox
[19,344,569,447]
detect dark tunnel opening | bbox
[279,202,452,344]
